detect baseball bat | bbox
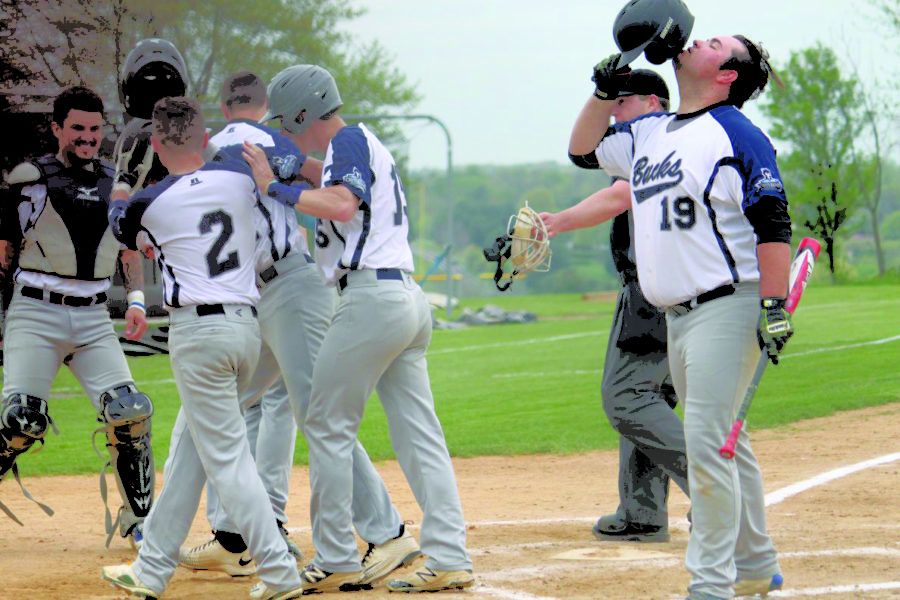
[719,237,822,459]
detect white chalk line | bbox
[763,452,900,506]
[767,581,900,597]
[486,333,900,378]
[472,584,561,600]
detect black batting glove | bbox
[757,297,794,365]
[591,53,631,100]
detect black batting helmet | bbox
[119,38,189,120]
[613,0,694,66]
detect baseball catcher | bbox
[483,202,551,290]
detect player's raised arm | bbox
[569,54,628,157]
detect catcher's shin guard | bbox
[0,394,56,524]
[93,384,154,546]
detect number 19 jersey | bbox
[314,123,414,286]
[109,157,260,308]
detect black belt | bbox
[195,304,258,318]
[669,284,736,315]
[259,254,315,284]
[337,268,404,292]
[20,286,107,307]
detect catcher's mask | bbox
[119,38,189,120]
[483,203,551,291]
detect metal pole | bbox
[343,114,455,318]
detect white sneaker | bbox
[387,567,475,593]
[300,563,364,593]
[248,581,304,600]
[179,537,257,577]
[360,525,422,586]
[101,563,159,598]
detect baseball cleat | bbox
[179,537,257,577]
[592,517,670,543]
[299,563,364,594]
[101,563,159,599]
[734,573,783,597]
[387,567,475,593]
[359,524,422,586]
[249,581,305,600]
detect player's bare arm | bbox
[540,179,631,238]
[569,97,617,157]
[756,242,791,298]
[242,141,357,222]
[119,248,149,341]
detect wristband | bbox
[127,290,146,314]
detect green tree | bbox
[0,1,418,127]
[760,44,871,278]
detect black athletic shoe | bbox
[592,517,670,542]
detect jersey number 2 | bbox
[200,210,239,277]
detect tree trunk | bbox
[826,237,836,283]
[870,208,885,278]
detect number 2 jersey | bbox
[108,156,260,308]
[314,123,414,286]
[595,102,791,308]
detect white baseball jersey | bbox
[314,123,414,286]
[595,104,787,308]
[108,157,260,308]
[210,120,309,273]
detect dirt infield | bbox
[2,404,899,600]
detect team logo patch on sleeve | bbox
[341,167,367,195]
[753,168,784,194]
[273,154,298,179]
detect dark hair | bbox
[52,86,104,125]
[720,35,772,108]
[151,96,205,149]
[220,71,266,109]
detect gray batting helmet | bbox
[260,65,343,135]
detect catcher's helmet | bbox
[119,38,189,120]
[261,65,343,135]
[613,0,694,66]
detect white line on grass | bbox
[428,331,605,355]
[780,334,900,359]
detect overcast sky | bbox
[338,0,891,170]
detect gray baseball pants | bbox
[666,283,780,600]
[305,270,471,573]
[602,284,688,527]
[133,304,302,595]
[206,254,403,545]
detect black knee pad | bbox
[0,394,51,481]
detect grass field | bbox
[7,283,900,478]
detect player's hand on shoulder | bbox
[757,297,793,365]
[242,141,276,194]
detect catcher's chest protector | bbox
[18,156,120,280]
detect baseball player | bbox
[570,31,792,600]
[242,64,474,593]
[101,96,303,600]
[0,85,154,548]
[543,69,689,543]
[179,71,420,586]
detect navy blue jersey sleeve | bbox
[327,126,373,205]
[711,107,791,244]
[270,132,306,183]
[109,189,153,250]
